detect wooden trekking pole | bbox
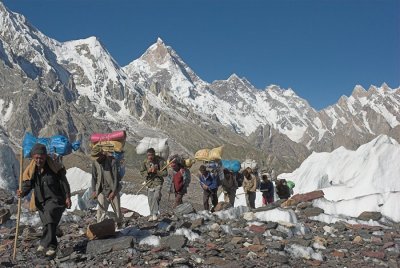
[13,148,24,261]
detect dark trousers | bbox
[174,193,183,208]
[41,223,58,249]
[38,200,64,249]
[203,189,218,211]
[245,192,256,209]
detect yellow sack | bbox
[208,146,223,160]
[195,149,210,161]
[91,140,125,152]
[184,159,195,168]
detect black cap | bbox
[31,143,47,156]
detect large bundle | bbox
[90,131,126,143]
[194,149,210,161]
[241,159,258,170]
[23,132,80,158]
[136,137,169,159]
[221,159,241,173]
[90,130,126,153]
[194,146,223,161]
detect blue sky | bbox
[3,0,400,110]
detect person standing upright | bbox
[140,148,167,221]
[17,144,71,257]
[242,168,257,209]
[166,155,191,208]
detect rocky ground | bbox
[1,179,400,267]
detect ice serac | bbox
[279,135,400,221]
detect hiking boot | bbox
[37,245,45,252]
[45,248,56,257]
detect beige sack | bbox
[91,140,125,153]
[195,149,210,161]
[208,146,223,160]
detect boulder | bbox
[291,190,324,203]
[86,236,134,255]
[174,203,195,217]
[357,211,382,221]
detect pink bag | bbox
[90,130,126,143]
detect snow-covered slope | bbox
[279,135,400,221]
[123,38,400,151]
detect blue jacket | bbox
[199,172,219,191]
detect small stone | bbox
[362,250,385,259]
[353,236,363,244]
[249,225,266,234]
[265,222,278,229]
[303,207,324,217]
[357,211,382,221]
[332,250,345,258]
[172,257,187,264]
[296,202,313,210]
[231,237,243,244]
[210,223,220,231]
[243,212,255,221]
[191,218,204,229]
[247,244,265,252]
[382,242,395,249]
[371,236,382,244]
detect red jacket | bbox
[173,170,184,193]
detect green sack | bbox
[287,180,295,189]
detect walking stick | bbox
[135,158,175,195]
[13,148,24,261]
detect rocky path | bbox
[0,188,399,267]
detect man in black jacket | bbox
[17,143,71,257]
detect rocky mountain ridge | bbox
[0,2,399,173]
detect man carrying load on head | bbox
[91,145,123,229]
[140,148,167,221]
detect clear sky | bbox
[3,0,400,110]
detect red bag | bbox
[90,130,126,143]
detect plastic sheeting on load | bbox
[221,159,241,173]
[136,137,169,159]
[241,159,258,170]
[23,132,80,158]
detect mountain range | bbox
[0,2,399,173]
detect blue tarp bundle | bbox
[221,159,241,173]
[23,132,81,158]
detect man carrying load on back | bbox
[199,165,219,212]
[140,148,167,221]
[91,146,123,229]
